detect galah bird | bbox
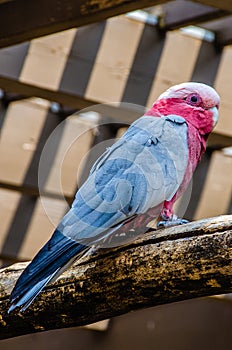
[9,82,220,312]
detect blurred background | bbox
[0,0,231,349]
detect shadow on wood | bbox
[0,215,231,340]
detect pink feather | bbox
[146,88,219,219]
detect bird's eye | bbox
[186,93,202,106]
[190,95,198,103]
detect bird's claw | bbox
[157,218,189,228]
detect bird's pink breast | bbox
[146,98,214,217]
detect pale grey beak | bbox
[210,106,219,127]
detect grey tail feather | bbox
[8,269,59,313]
[9,229,89,313]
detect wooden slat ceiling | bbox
[0,0,231,48]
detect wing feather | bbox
[58,115,188,241]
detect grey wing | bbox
[57,115,188,242]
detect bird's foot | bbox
[157,213,189,228]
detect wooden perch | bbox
[0,215,232,340]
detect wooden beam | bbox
[0,0,169,48]
[0,75,146,123]
[0,215,232,339]
[0,76,95,110]
[193,0,232,12]
[160,0,228,30]
[0,182,74,204]
[200,16,232,46]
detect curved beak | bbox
[210,106,219,127]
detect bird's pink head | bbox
[148,82,220,136]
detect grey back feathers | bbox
[58,115,188,242]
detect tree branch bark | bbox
[0,215,232,340]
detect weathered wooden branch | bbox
[0,215,232,340]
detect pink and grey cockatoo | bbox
[9,82,220,312]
